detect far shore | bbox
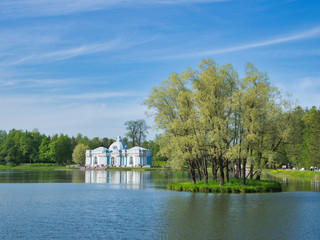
[0,163,166,171]
[264,169,320,180]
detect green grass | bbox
[106,167,164,171]
[151,160,167,167]
[265,169,320,180]
[0,163,69,171]
[167,178,282,193]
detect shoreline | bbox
[265,169,320,180]
[0,164,166,172]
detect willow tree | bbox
[234,63,289,184]
[192,59,238,185]
[144,71,201,184]
[145,58,287,186]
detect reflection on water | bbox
[1,169,320,192]
[263,173,320,192]
[85,170,151,188]
[160,191,320,240]
[311,180,320,191]
[1,171,320,239]
[0,169,85,183]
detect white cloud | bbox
[161,26,320,59]
[0,0,227,18]
[274,76,320,108]
[0,93,149,138]
[297,77,320,90]
[0,38,125,66]
[61,92,139,100]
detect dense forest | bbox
[0,130,115,166]
[0,128,164,166]
[144,58,320,185]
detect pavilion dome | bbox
[109,136,128,152]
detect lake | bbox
[0,170,320,239]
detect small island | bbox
[168,178,282,193]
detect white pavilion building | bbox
[85,136,152,167]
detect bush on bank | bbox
[167,178,282,193]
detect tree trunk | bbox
[200,158,208,184]
[218,157,224,185]
[203,162,208,184]
[190,168,196,184]
[249,164,254,179]
[225,159,229,183]
[197,167,202,181]
[211,158,217,180]
[189,162,196,184]
[236,158,241,179]
[241,157,246,185]
[196,160,202,181]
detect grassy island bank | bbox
[168,178,282,193]
[265,169,320,180]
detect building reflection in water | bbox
[311,180,320,192]
[85,170,151,188]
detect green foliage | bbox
[124,119,150,146]
[0,129,116,166]
[144,58,318,185]
[144,58,289,184]
[142,137,168,163]
[39,137,52,163]
[72,143,89,165]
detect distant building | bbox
[85,136,152,167]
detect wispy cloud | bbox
[0,0,227,18]
[0,37,147,66]
[34,39,123,62]
[61,91,139,100]
[0,93,148,138]
[160,25,320,59]
[0,78,74,89]
[274,76,320,108]
[297,77,320,90]
[0,91,139,105]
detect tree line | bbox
[144,58,320,185]
[0,119,164,166]
[0,130,115,166]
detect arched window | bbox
[94,157,97,165]
[129,156,133,165]
[111,157,115,166]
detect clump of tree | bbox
[283,106,320,168]
[0,129,115,166]
[72,143,89,165]
[142,135,168,164]
[124,119,150,147]
[144,58,307,185]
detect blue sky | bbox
[0,0,319,140]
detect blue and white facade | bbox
[85,136,152,167]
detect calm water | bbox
[0,170,320,240]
